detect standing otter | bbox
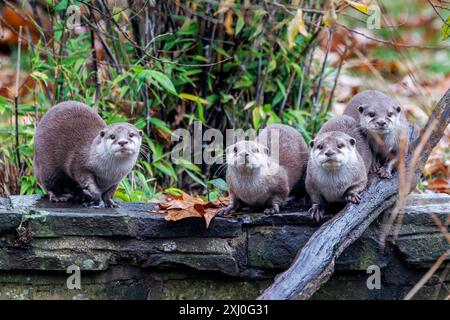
[34,101,143,208]
[218,124,308,215]
[343,90,409,179]
[306,116,372,222]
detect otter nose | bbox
[118,140,128,147]
[244,152,249,158]
[324,150,335,157]
[376,120,386,127]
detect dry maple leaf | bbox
[149,191,229,228]
[427,178,450,194]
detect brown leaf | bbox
[427,178,450,194]
[148,192,230,228]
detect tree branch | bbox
[258,89,450,300]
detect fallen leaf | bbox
[427,178,450,194]
[150,191,229,228]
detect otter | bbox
[34,101,142,208]
[343,90,409,179]
[306,116,372,222]
[218,124,308,215]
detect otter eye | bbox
[110,134,116,140]
[233,146,238,153]
[317,145,323,150]
[368,112,375,118]
[387,112,393,117]
[129,132,135,138]
[253,148,259,153]
[100,131,105,138]
[337,144,344,149]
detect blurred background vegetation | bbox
[0,0,449,201]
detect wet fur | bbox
[220,124,309,215]
[343,90,409,178]
[306,116,372,221]
[34,101,141,207]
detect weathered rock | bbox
[0,193,448,300]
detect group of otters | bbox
[34,90,409,222]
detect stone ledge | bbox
[0,193,449,299]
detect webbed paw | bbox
[377,166,392,179]
[263,204,280,215]
[217,206,234,216]
[344,192,361,204]
[309,204,325,222]
[48,192,72,203]
[104,199,120,208]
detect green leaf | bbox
[185,169,206,187]
[144,70,177,95]
[179,93,208,104]
[55,0,69,12]
[208,178,228,191]
[441,16,450,41]
[236,13,245,36]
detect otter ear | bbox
[139,130,144,137]
[358,105,365,113]
[100,131,105,138]
[396,106,401,113]
[309,140,315,148]
[263,146,269,155]
[349,138,356,146]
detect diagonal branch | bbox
[258,89,450,300]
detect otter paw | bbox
[82,188,101,205]
[309,204,324,222]
[370,162,381,174]
[217,206,234,216]
[104,199,120,208]
[345,192,361,204]
[48,192,71,203]
[377,167,392,179]
[263,206,280,215]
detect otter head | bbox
[226,140,269,173]
[97,123,143,159]
[357,103,402,136]
[310,132,357,170]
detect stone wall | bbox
[0,193,448,300]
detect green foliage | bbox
[0,0,335,200]
[441,16,450,41]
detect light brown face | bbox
[310,132,357,169]
[358,103,402,134]
[99,123,143,158]
[226,140,269,171]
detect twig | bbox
[89,5,100,112]
[326,43,347,113]
[404,250,450,300]
[14,26,23,176]
[337,22,450,49]
[312,27,334,120]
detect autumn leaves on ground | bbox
[0,1,449,225]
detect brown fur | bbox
[306,116,372,222]
[34,101,142,207]
[219,124,309,215]
[343,90,409,179]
